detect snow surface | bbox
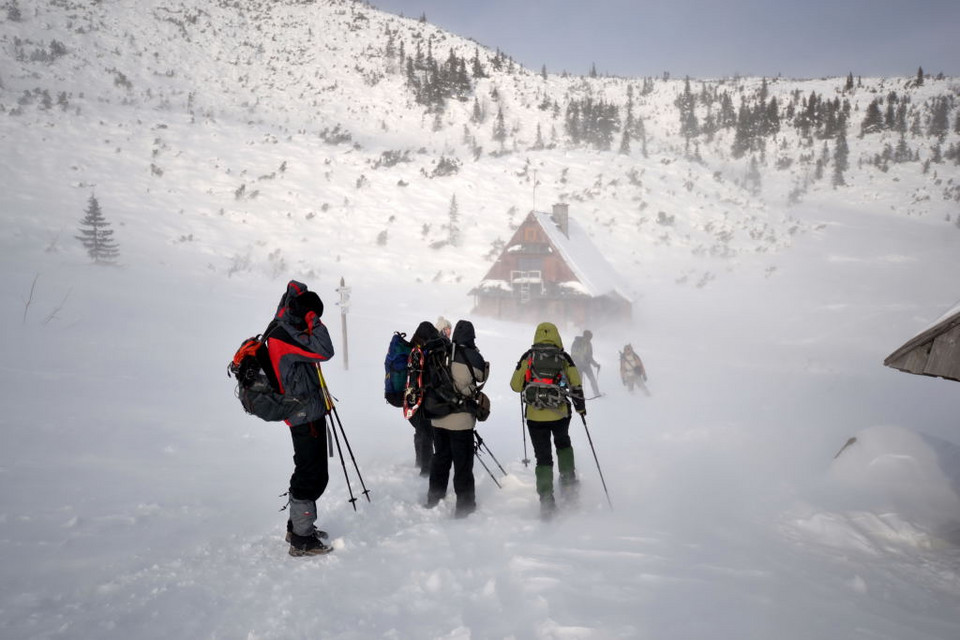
[2,1,960,639]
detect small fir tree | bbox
[447,194,460,246]
[7,0,21,22]
[832,131,849,187]
[75,195,119,264]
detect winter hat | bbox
[583,329,593,340]
[435,316,452,336]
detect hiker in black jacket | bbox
[425,320,488,518]
[263,280,335,557]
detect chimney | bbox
[551,203,570,237]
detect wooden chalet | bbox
[884,301,960,383]
[471,204,632,326]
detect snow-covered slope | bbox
[2,1,960,638]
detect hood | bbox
[275,280,310,322]
[411,321,441,347]
[533,322,563,349]
[452,320,476,348]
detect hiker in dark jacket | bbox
[425,319,488,518]
[263,280,335,557]
[408,321,439,477]
[510,322,585,519]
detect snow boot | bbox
[535,464,556,519]
[535,464,554,497]
[424,490,445,509]
[454,493,476,519]
[288,531,333,557]
[285,519,329,544]
[539,493,557,521]
[557,447,579,503]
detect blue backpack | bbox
[384,332,412,407]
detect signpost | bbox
[336,277,350,370]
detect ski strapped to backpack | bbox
[384,331,412,408]
[522,343,575,410]
[228,328,305,422]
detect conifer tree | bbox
[832,131,849,187]
[492,107,506,146]
[916,66,924,86]
[447,194,460,246]
[7,0,21,22]
[75,195,119,264]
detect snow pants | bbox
[289,419,329,502]
[409,410,434,476]
[428,426,475,507]
[527,416,576,498]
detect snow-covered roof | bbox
[884,298,960,383]
[531,210,632,301]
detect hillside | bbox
[2,0,958,296]
[4,2,960,639]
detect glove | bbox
[572,394,586,416]
[304,310,318,335]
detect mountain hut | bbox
[470,204,632,326]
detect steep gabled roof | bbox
[531,210,633,301]
[884,300,960,383]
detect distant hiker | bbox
[570,329,601,397]
[425,319,488,518]
[261,281,335,556]
[408,321,439,477]
[620,344,650,396]
[435,315,452,339]
[510,322,586,519]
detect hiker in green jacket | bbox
[509,322,586,519]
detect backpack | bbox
[405,336,491,421]
[228,334,305,422]
[383,331,412,408]
[522,344,571,409]
[417,337,463,420]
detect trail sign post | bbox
[337,277,351,370]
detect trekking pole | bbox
[317,365,372,506]
[579,414,613,509]
[326,411,357,510]
[474,431,507,477]
[473,435,502,489]
[520,396,531,467]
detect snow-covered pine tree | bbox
[447,194,460,246]
[75,195,119,265]
[832,131,849,187]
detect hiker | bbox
[263,281,335,556]
[510,322,586,519]
[435,315,452,339]
[571,329,601,397]
[620,343,650,396]
[408,321,439,477]
[425,319,488,518]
